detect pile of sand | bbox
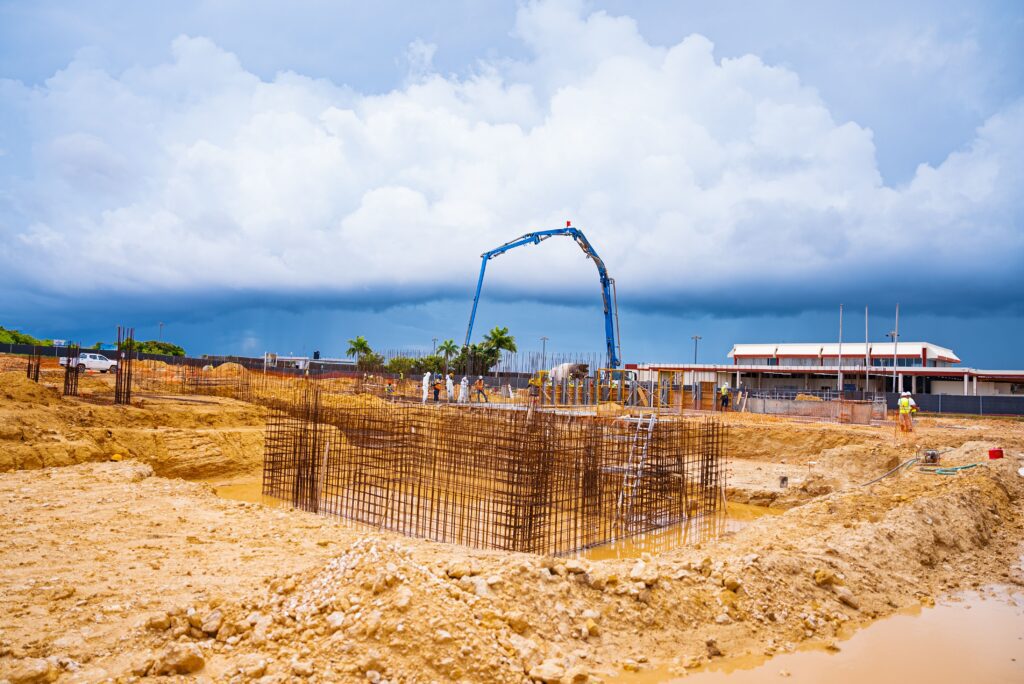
[0,371,59,405]
[596,401,626,417]
[0,384,266,475]
[207,362,247,378]
[324,393,390,410]
[0,356,29,373]
[795,393,824,402]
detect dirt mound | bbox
[208,362,246,377]
[0,391,265,476]
[795,393,823,402]
[728,421,882,464]
[323,393,390,410]
[0,371,59,405]
[276,539,522,681]
[596,402,626,417]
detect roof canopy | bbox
[728,342,960,363]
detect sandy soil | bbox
[0,372,264,478]
[1,371,1023,683]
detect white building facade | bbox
[626,341,1024,396]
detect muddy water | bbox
[207,474,286,507]
[583,503,782,561]
[615,588,1024,683]
[213,482,284,507]
[212,471,782,558]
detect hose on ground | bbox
[860,457,918,487]
[918,463,986,476]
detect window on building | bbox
[872,358,924,367]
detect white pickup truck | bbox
[59,352,118,373]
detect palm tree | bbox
[346,336,372,363]
[483,326,517,353]
[437,339,458,375]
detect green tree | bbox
[483,326,517,354]
[385,356,416,377]
[451,343,500,376]
[0,326,52,346]
[436,339,458,375]
[346,336,372,362]
[134,340,186,356]
[357,351,385,372]
[416,354,445,375]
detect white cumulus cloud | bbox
[0,0,1020,315]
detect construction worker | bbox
[446,372,455,402]
[432,377,442,402]
[421,371,431,404]
[459,375,470,403]
[719,384,730,412]
[897,391,918,431]
[474,376,488,403]
[385,378,395,400]
[527,373,542,408]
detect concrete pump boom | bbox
[463,225,622,369]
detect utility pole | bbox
[691,335,702,364]
[864,306,870,396]
[887,328,897,393]
[158,322,164,341]
[837,304,843,393]
[887,304,900,393]
[432,337,438,355]
[540,336,549,369]
[893,303,900,392]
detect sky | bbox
[0,0,1022,366]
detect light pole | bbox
[158,322,164,341]
[432,337,438,355]
[691,335,702,364]
[540,336,549,368]
[887,330,898,392]
[837,304,843,393]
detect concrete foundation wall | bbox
[744,397,876,424]
[931,380,1022,396]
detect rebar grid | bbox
[25,349,41,383]
[114,327,135,404]
[63,345,80,396]
[263,384,726,556]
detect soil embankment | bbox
[0,372,264,478]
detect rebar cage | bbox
[262,384,726,556]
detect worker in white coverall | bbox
[459,376,469,403]
[445,372,455,402]
[421,371,431,404]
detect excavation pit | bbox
[261,386,728,556]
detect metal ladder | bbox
[616,413,657,535]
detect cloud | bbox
[0,0,1021,318]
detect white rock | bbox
[326,611,346,632]
[528,658,565,683]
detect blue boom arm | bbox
[464,227,621,368]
